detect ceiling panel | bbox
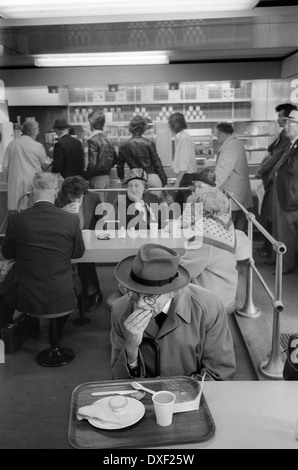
[0,4,297,69]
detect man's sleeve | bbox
[1,213,17,260]
[110,300,146,380]
[51,141,65,174]
[200,295,236,380]
[71,217,86,259]
[117,145,126,181]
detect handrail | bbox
[224,189,286,380]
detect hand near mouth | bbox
[124,307,153,363]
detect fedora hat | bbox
[114,243,190,295]
[52,118,70,129]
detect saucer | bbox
[87,397,145,430]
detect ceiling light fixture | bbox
[34,52,169,67]
[0,1,260,20]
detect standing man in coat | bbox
[110,243,236,381]
[84,110,117,202]
[215,122,253,231]
[2,120,49,211]
[255,103,297,258]
[51,118,85,178]
[0,172,85,333]
[269,109,298,274]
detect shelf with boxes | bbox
[67,81,252,127]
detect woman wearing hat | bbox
[51,118,85,179]
[112,168,164,230]
[180,187,238,314]
[110,243,236,380]
[117,116,167,198]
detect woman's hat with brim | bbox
[114,243,190,295]
[191,168,216,187]
[52,118,71,130]
[124,168,148,185]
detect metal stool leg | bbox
[36,317,75,367]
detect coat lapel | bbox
[144,292,192,339]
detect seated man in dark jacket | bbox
[0,172,85,332]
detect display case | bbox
[67,81,277,169]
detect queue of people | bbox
[3,106,283,384]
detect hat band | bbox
[130,269,179,287]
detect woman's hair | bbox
[197,188,229,215]
[128,115,147,136]
[61,175,89,197]
[168,112,187,133]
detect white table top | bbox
[75,229,189,263]
[165,381,298,449]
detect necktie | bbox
[155,312,167,328]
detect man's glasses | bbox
[286,121,298,128]
[127,290,161,306]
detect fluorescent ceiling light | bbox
[34,52,169,67]
[0,1,260,19]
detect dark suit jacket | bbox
[276,140,298,212]
[1,202,85,315]
[51,134,85,178]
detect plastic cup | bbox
[82,229,91,243]
[150,223,159,238]
[152,391,176,427]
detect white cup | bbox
[82,229,91,243]
[152,391,176,427]
[149,222,159,238]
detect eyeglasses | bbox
[127,290,161,306]
[286,121,298,127]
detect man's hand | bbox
[123,307,153,363]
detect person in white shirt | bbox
[168,112,197,209]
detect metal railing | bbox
[225,190,286,380]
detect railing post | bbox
[259,251,285,379]
[236,213,261,319]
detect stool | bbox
[29,310,75,367]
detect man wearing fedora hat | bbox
[51,118,85,179]
[110,243,236,380]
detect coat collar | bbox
[144,290,191,339]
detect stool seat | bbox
[28,310,75,367]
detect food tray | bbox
[68,376,216,449]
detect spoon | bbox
[131,381,156,395]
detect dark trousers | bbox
[232,210,248,232]
[175,173,196,211]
